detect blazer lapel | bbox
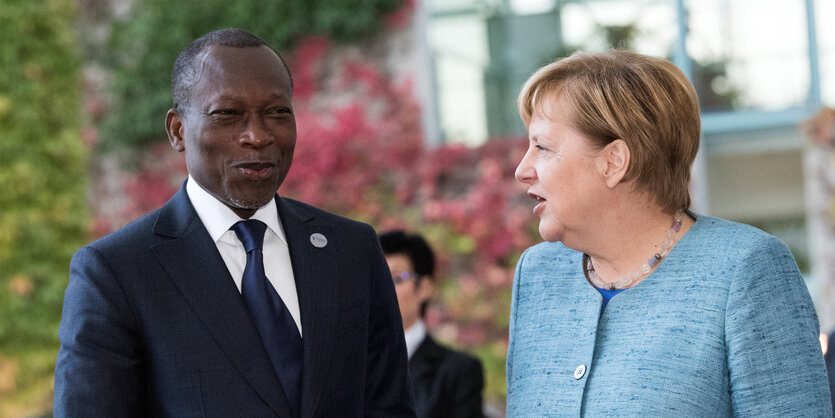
[150,187,294,417]
[277,198,341,418]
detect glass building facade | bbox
[420,0,833,278]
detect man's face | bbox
[166,45,296,219]
[386,253,433,331]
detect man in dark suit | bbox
[54,28,414,417]
[378,231,484,418]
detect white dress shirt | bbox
[186,176,302,335]
[404,320,426,360]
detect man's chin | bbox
[225,194,276,213]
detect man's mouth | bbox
[235,162,276,180]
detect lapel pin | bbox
[310,233,328,248]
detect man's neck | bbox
[403,320,426,359]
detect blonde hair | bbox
[518,50,701,213]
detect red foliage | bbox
[110,35,540,382]
[118,143,186,226]
[282,47,424,213]
[385,0,416,29]
[288,36,330,100]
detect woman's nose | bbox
[515,150,536,184]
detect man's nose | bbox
[240,115,274,148]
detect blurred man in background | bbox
[379,230,484,418]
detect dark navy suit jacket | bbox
[409,335,484,418]
[54,185,415,417]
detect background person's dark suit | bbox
[54,187,413,417]
[409,335,484,418]
[379,230,484,418]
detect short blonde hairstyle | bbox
[518,50,701,213]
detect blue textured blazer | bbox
[54,184,415,417]
[506,214,831,416]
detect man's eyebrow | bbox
[201,93,292,111]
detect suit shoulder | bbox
[428,337,483,371]
[518,241,578,272]
[280,197,375,232]
[447,349,483,375]
[84,209,162,254]
[688,213,792,263]
[690,213,773,241]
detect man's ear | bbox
[417,276,435,303]
[166,108,186,152]
[601,139,630,188]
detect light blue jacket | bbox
[506,214,831,416]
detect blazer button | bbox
[573,364,586,379]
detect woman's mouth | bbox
[528,192,546,215]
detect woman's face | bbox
[515,94,606,244]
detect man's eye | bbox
[205,108,239,116]
[267,107,292,115]
[207,110,240,122]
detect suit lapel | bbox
[409,335,442,382]
[277,198,341,418]
[150,187,294,417]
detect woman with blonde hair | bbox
[506,50,831,416]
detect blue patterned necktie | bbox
[231,219,302,417]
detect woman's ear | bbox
[166,108,186,152]
[602,139,630,188]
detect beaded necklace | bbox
[584,209,684,290]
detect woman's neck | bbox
[581,201,694,287]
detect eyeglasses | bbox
[391,271,418,285]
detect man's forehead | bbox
[201,44,279,63]
[189,45,289,91]
[192,45,275,72]
[385,253,414,268]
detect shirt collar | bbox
[404,320,427,359]
[186,175,286,244]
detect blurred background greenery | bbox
[0,0,87,414]
[2,0,834,416]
